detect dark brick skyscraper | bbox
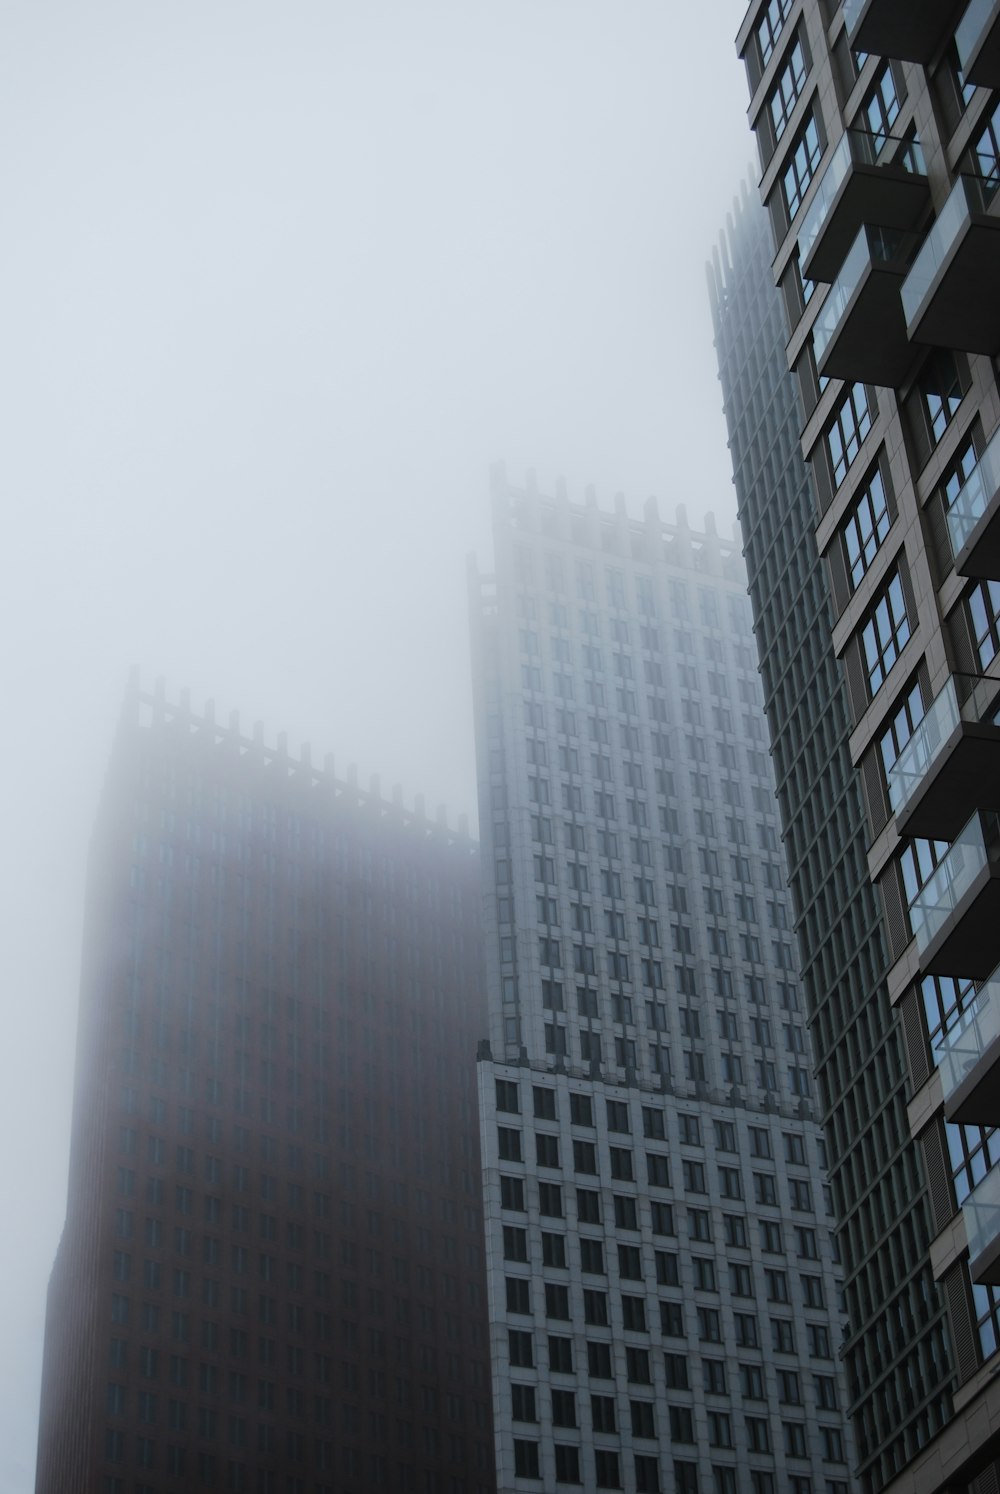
[35,678,494,1494]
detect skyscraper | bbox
[35,679,495,1494]
[721,3,1000,1489]
[469,467,853,1494]
[708,185,954,1491]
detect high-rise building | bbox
[708,186,954,1491]
[35,679,495,1494]
[468,467,854,1494]
[720,4,1000,1489]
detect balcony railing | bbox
[812,224,913,385]
[901,174,1000,355]
[964,1161,1000,1283]
[936,971,1000,1123]
[844,0,965,63]
[956,0,1000,89]
[797,128,927,282]
[887,674,1000,837]
[909,811,1000,976]
[947,421,1000,578]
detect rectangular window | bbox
[843,465,891,590]
[861,570,911,695]
[769,36,807,144]
[827,384,874,488]
[782,112,823,221]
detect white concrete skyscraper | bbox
[468,467,855,1494]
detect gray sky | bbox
[0,3,750,1486]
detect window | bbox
[498,1128,522,1163]
[618,1243,642,1279]
[506,1277,530,1314]
[635,1454,661,1493]
[549,1334,573,1373]
[588,1340,613,1378]
[496,1079,519,1113]
[503,1227,528,1263]
[509,1329,533,1367]
[758,0,793,67]
[577,1189,601,1224]
[861,570,911,695]
[614,1195,639,1230]
[843,465,891,589]
[551,1389,577,1427]
[536,1134,560,1168]
[606,1099,630,1132]
[769,36,807,144]
[539,1182,563,1218]
[609,1147,633,1181]
[583,1289,608,1325]
[827,384,873,488]
[501,1176,525,1211]
[622,1296,647,1331]
[555,1444,581,1484]
[546,1283,571,1319]
[661,1300,684,1335]
[514,1440,540,1480]
[910,349,966,462]
[969,579,1000,668]
[647,1153,670,1188]
[512,1383,537,1422]
[542,1232,566,1268]
[570,1093,593,1127]
[863,62,900,144]
[782,113,823,221]
[533,1085,556,1119]
[626,1346,651,1383]
[595,1449,622,1488]
[580,1237,604,1273]
[573,1140,597,1174]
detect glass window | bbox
[968,579,1000,668]
[769,37,808,144]
[862,62,900,145]
[783,113,823,221]
[827,384,874,487]
[843,466,891,589]
[758,0,794,67]
[861,571,911,695]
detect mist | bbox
[0,3,750,1487]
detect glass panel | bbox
[901,177,990,327]
[957,0,996,72]
[948,422,1000,557]
[887,679,960,816]
[909,811,1000,954]
[936,967,1000,1103]
[964,1159,1000,1266]
[812,225,904,365]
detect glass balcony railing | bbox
[964,1160,1000,1275]
[842,0,865,33]
[957,0,994,63]
[935,970,1000,1106]
[798,129,926,274]
[887,680,961,818]
[957,0,1000,85]
[947,422,1000,560]
[901,174,998,331]
[812,224,905,368]
[908,811,1000,956]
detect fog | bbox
[0,3,750,1486]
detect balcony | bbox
[909,811,1000,978]
[843,0,964,63]
[948,421,1000,579]
[812,225,914,386]
[957,0,1000,89]
[887,674,1000,839]
[937,973,1000,1124]
[799,129,928,283]
[964,1162,1000,1284]
[902,175,1000,355]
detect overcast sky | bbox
[1,3,751,1487]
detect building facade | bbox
[708,186,954,1491]
[728,2,1000,1489]
[469,468,854,1494]
[35,680,494,1494]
